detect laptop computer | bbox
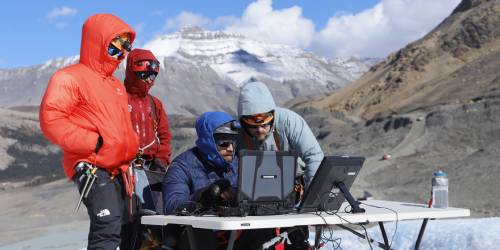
[236,150,298,215]
[299,156,365,213]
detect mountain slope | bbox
[293,0,500,216]
[309,0,500,119]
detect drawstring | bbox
[111,164,135,220]
[137,138,157,158]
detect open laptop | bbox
[236,150,298,215]
[299,156,366,213]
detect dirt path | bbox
[355,112,427,194]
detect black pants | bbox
[284,226,309,250]
[75,168,133,250]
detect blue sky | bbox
[0,0,460,69]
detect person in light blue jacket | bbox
[237,81,324,187]
[238,81,323,249]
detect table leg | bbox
[414,219,428,250]
[185,226,197,250]
[378,222,390,250]
[337,224,388,249]
[314,226,322,249]
[227,230,237,250]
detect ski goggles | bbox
[241,112,274,127]
[132,60,160,73]
[108,34,132,59]
[136,71,158,81]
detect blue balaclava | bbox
[195,112,239,169]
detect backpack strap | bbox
[273,130,281,151]
[148,94,160,144]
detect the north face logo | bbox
[97,209,110,217]
[116,88,124,96]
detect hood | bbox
[195,112,237,170]
[79,14,136,77]
[237,81,276,118]
[125,49,158,97]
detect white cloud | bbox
[163,11,213,32]
[224,0,315,48]
[46,6,77,20]
[155,0,460,58]
[312,0,461,58]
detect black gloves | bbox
[193,179,237,208]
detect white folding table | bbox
[142,199,470,250]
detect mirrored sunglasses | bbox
[108,44,124,58]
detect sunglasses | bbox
[216,140,235,148]
[136,71,158,81]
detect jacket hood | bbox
[195,112,237,170]
[237,81,276,118]
[125,49,158,97]
[79,14,136,77]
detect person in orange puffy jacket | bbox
[39,14,139,249]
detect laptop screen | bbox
[237,150,297,204]
[300,156,365,213]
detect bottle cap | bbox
[434,170,447,177]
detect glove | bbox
[194,184,221,208]
[194,179,233,208]
[213,179,235,205]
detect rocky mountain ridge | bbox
[0,27,372,116]
[307,0,499,119]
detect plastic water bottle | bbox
[431,170,448,208]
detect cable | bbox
[319,192,374,250]
[360,202,399,249]
[315,211,342,250]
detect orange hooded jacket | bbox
[39,14,139,179]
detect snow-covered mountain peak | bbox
[37,56,79,71]
[177,25,244,40]
[144,27,369,86]
[0,27,372,116]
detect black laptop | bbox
[299,156,365,213]
[236,150,298,215]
